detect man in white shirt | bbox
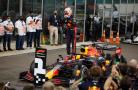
[130,12,136,24]
[34,12,42,47]
[92,14,101,41]
[112,8,119,35]
[3,16,14,51]
[26,13,36,48]
[15,16,26,50]
[129,12,137,35]
[0,17,4,52]
[112,8,119,22]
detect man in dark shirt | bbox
[48,10,61,46]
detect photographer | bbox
[104,64,132,90]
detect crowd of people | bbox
[0,11,43,52]
[0,9,75,55]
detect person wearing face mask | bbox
[0,17,4,52]
[34,12,42,47]
[26,11,36,48]
[48,10,61,46]
[3,16,14,51]
[15,16,26,50]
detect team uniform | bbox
[34,15,42,47]
[15,19,26,50]
[64,15,75,55]
[0,20,4,52]
[3,19,14,51]
[64,7,76,55]
[26,16,36,48]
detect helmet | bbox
[116,47,122,55]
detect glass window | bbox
[97,0,138,4]
[23,0,42,17]
[0,0,7,16]
[44,0,55,16]
[9,0,19,21]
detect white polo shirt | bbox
[0,22,5,36]
[35,16,42,30]
[3,20,14,35]
[15,20,26,36]
[26,16,36,32]
[130,15,136,23]
[113,11,119,19]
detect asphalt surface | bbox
[0,43,138,89]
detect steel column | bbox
[102,0,105,35]
[110,0,114,36]
[83,0,87,42]
[7,0,9,15]
[125,0,128,34]
[132,0,136,35]
[117,0,121,33]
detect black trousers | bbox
[16,35,25,49]
[92,23,99,42]
[34,30,42,47]
[3,34,12,49]
[66,29,74,55]
[27,32,35,47]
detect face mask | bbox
[31,15,33,17]
[7,19,11,22]
[38,15,42,18]
[20,18,23,20]
[54,13,57,15]
[0,19,2,23]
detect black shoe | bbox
[16,48,20,50]
[38,46,41,48]
[20,48,25,50]
[0,49,3,52]
[8,48,13,51]
[55,44,59,46]
[4,48,7,51]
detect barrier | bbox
[109,31,114,44]
[115,32,120,45]
[79,32,83,42]
[101,30,106,42]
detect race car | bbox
[19,43,122,87]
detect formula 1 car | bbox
[19,43,121,87]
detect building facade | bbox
[0,0,137,40]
